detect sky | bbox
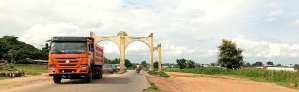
[0,0,299,65]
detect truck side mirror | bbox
[45,43,49,52]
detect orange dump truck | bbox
[45,36,104,83]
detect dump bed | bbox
[92,38,104,65]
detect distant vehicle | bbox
[115,64,126,70]
[103,64,115,74]
[112,64,118,72]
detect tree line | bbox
[0,35,48,64]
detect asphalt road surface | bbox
[2,70,150,92]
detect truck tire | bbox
[85,69,93,83]
[99,68,103,79]
[53,75,61,84]
[93,67,100,79]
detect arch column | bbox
[154,43,162,71]
[149,33,154,71]
[120,37,125,73]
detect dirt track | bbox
[146,72,299,92]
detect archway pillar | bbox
[158,43,162,71]
[154,43,162,71]
[149,33,154,71]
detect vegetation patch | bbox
[146,83,160,92]
[0,77,9,80]
[166,67,299,88]
[147,70,169,78]
[13,64,48,76]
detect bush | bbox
[148,71,169,77]
[166,67,299,83]
[17,59,32,64]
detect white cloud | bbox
[19,23,80,48]
[266,10,284,16]
[294,19,299,26]
[264,17,276,22]
[233,35,299,58]
[1,0,298,64]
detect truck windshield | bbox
[50,41,86,53]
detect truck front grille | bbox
[55,58,79,67]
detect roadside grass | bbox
[147,70,169,78]
[165,67,299,89]
[0,77,9,80]
[146,83,160,92]
[13,64,48,76]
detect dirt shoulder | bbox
[144,71,299,92]
[0,73,52,90]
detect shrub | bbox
[148,71,169,77]
[17,59,32,64]
[166,67,299,83]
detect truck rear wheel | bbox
[93,68,100,79]
[53,75,62,84]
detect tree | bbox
[125,59,132,67]
[154,61,158,69]
[186,59,195,68]
[195,63,201,68]
[176,58,187,69]
[211,63,216,66]
[243,62,251,67]
[266,61,274,66]
[0,35,48,63]
[141,61,147,68]
[293,64,299,70]
[216,39,244,70]
[252,61,263,66]
[275,64,282,67]
[8,49,18,64]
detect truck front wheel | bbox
[53,75,62,84]
[85,69,93,83]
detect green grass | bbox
[0,77,9,80]
[147,70,169,78]
[13,64,48,76]
[146,83,160,92]
[166,67,299,89]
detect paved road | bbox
[2,70,150,92]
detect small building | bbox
[32,60,48,65]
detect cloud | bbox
[294,19,299,26]
[1,0,299,64]
[19,23,81,48]
[233,35,299,59]
[264,17,276,22]
[266,10,284,16]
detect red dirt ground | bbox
[145,72,299,92]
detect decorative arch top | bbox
[117,31,128,36]
[124,36,150,50]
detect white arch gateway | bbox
[90,31,162,73]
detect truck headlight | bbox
[81,66,87,70]
[48,65,55,71]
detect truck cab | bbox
[46,36,104,83]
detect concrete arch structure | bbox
[90,31,160,73]
[154,43,162,71]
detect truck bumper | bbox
[48,67,89,76]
